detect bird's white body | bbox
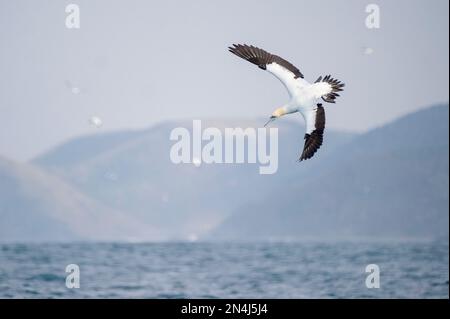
[229,44,345,161]
[266,63,328,134]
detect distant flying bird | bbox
[229,44,345,161]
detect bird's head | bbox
[264,107,286,127]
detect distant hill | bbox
[34,130,142,168]
[33,118,354,240]
[0,157,159,242]
[28,105,449,242]
[209,105,450,240]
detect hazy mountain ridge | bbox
[31,118,355,241]
[34,130,143,169]
[0,157,159,242]
[1,105,448,242]
[209,104,449,240]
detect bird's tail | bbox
[314,75,345,103]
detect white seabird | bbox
[229,44,345,161]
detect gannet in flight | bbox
[229,44,345,161]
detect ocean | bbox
[0,241,448,298]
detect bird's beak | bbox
[264,116,276,127]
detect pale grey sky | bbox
[0,0,448,161]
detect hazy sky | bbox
[0,0,448,161]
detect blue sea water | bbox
[0,241,448,298]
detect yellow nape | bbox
[272,108,286,117]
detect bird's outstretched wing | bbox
[308,75,345,103]
[229,44,307,97]
[299,104,325,161]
